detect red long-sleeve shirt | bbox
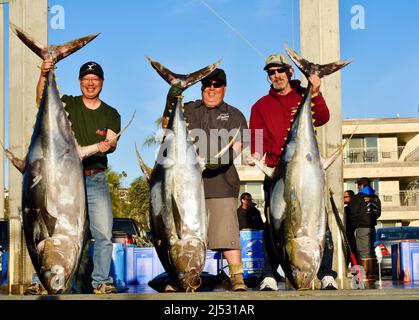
[249,80,330,168]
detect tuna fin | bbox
[0,140,27,173]
[284,45,351,79]
[213,128,241,159]
[10,22,99,63]
[107,111,136,145]
[252,154,274,178]
[171,195,182,239]
[135,143,152,182]
[146,56,221,90]
[323,125,358,170]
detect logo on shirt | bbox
[96,128,108,137]
[216,113,230,121]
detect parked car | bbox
[112,218,141,246]
[374,226,419,274]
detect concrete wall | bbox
[379,137,398,162]
[8,0,48,293]
[0,5,4,219]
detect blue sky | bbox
[2,0,419,187]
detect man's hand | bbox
[41,59,55,77]
[308,74,321,96]
[97,140,112,153]
[246,152,261,166]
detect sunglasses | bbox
[202,81,224,88]
[267,67,289,76]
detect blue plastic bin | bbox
[1,251,7,285]
[240,230,264,280]
[392,241,419,282]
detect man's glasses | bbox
[202,81,224,88]
[266,67,289,76]
[81,77,101,83]
[243,198,252,201]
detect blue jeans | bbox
[85,171,114,288]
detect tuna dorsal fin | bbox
[0,140,27,173]
[135,143,152,182]
[284,45,351,79]
[323,125,358,170]
[10,22,99,63]
[145,56,221,90]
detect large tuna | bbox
[256,47,350,290]
[136,58,219,291]
[5,23,98,293]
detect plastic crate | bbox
[125,247,228,286]
[240,230,264,280]
[391,241,419,282]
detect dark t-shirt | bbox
[61,95,121,170]
[237,206,264,230]
[183,100,248,199]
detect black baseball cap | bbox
[79,61,104,80]
[201,68,227,86]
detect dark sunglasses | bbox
[267,67,289,76]
[202,81,224,88]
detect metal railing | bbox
[343,147,408,164]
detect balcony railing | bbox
[379,190,419,207]
[343,147,407,164]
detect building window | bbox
[345,136,378,163]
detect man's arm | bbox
[162,86,184,128]
[248,105,264,164]
[308,74,330,127]
[36,59,55,105]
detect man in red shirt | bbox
[249,53,337,291]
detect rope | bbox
[198,0,265,60]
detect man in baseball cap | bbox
[263,53,292,70]
[79,61,104,79]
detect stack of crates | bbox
[391,241,419,282]
[124,247,228,286]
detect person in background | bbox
[237,192,264,231]
[349,177,381,288]
[344,189,357,267]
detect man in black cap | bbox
[27,59,121,295]
[162,69,248,292]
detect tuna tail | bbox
[145,56,221,90]
[10,22,99,63]
[284,46,351,79]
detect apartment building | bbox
[237,117,419,227]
